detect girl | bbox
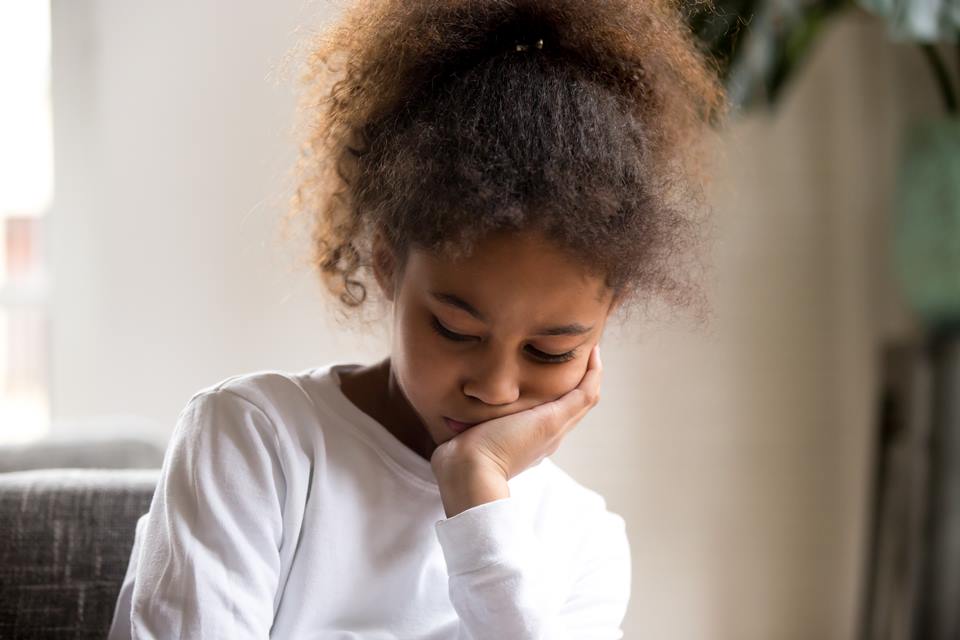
[108,0,726,638]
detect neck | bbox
[340,357,437,462]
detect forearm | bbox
[431,466,550,640]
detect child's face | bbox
[378,228,617,446]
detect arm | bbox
[129,389,285,639]
[433,463,631,640]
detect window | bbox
[0,1,52,444]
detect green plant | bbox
[684,0,960,111]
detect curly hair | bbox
[281,0,729,328]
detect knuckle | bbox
[543,401,563,424]
[536,416,557,442]
[578,388,593,408]
[538,405,563,437]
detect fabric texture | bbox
[0,468,159,639]
[106,362,631,639]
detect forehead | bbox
[403,230,611,317]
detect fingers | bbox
[580,343,602,394]
[578,344,602,410]
[542,343,603,429]
[571,343,602,403]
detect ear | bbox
[372,230,398,302]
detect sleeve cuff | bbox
[434,496,533,576]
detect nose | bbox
[462,348,520,406]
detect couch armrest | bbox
[0,468,160,639]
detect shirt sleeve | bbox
[129,389,286,640]
[434,496,632,640]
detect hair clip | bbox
[515,38,544,52]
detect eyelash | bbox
[429,316,578,364]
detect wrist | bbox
[432,454,510,518]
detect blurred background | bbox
[1,0,959,638]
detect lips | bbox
[443,417,478,434]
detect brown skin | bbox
[339,228,616,516]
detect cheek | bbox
[525,362,587,403]
[393,309,458,403]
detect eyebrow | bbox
[429,291,594,337]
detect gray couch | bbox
[0,439,164,639]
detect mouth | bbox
[443,417,478,434]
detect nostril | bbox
[461,362,521,406]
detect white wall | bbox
[47,2,938,638]
[48,0,387,447]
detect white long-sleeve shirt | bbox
[107,362,631,639]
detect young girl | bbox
[108,0,726,637]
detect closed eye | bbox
[429,316,578,364]
[529,346,578,364]
[430,315,475,343]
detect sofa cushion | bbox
[0,438,166,473]
[0,468,159,639]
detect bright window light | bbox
[0,0,52,445]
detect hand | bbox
[431,343,603,483]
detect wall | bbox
[48,0,385,446]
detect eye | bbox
[525,345,578,364]
[430,315,476,342]
[431,315,577,364]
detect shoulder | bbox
[173,365,336,461]
[191,365,336,426]
[189,366,325,415]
